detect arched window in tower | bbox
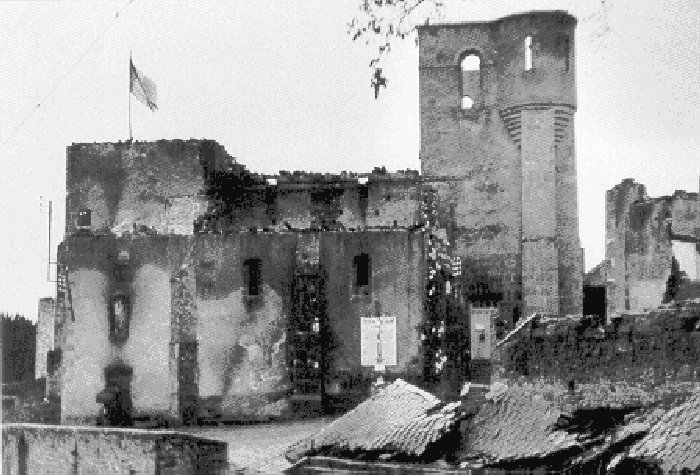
[460,51,481,110]
[524,35,533,70]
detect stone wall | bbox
[35,298,54,380]
[65,139,234,236]
[320,231,425,383]
[59,229,426,422]
[194,233,297,419]
[417,11,582,325]
[501,308,700,388]
[60,236,175,425]
[2,423,227,474]
[604,180,700,316]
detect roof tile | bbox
[626,390,700,471]
[284,379,457,462]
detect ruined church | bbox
[47,11,584,425]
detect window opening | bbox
[244,258,262,296]
[353,253,371,295]
[77,208,91,228]
[524,35,533,70]
[359,185,369,221]
[460,52,481,110]
[461,54,480,71]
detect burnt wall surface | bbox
[418,11,582,320]
[198,171,424,233]
[66,139,425,238]
[65,139,233,236]
[59,230,426,422]
[605,180,700,316]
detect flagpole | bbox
[129,51,132,141]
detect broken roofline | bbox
[67,139,427,185]
[67,138,490,187]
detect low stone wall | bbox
[500,309,700,387]
[2,423,227,474]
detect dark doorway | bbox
[583,285,606,326]
[97,364,133,427]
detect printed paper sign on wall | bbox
[360,316,397,367]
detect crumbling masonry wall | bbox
[59,229,426,423]
[605,180,700,316]
[502,308,700,397]
[65,139,233,236]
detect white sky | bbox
[1,0,699,320]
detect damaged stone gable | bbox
[602,180,700,316]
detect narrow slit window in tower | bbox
[524,35,533,70]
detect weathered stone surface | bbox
[1,423,227,474]
[604,180,700,316]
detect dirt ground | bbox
[184,418,333,473]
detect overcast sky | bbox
[1,0,698,320]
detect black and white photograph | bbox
[1,0,699,473]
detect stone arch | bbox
[458,49,483,110]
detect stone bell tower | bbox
[418,11,583,321]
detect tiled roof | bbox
[372,401,462,456]
[462,385,581,464]
[285,379,445,462]
[624,390,700,472]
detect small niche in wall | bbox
[109,294,131,343]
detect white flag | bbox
[130,60,158,111]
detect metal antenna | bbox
[40,197,57,282]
